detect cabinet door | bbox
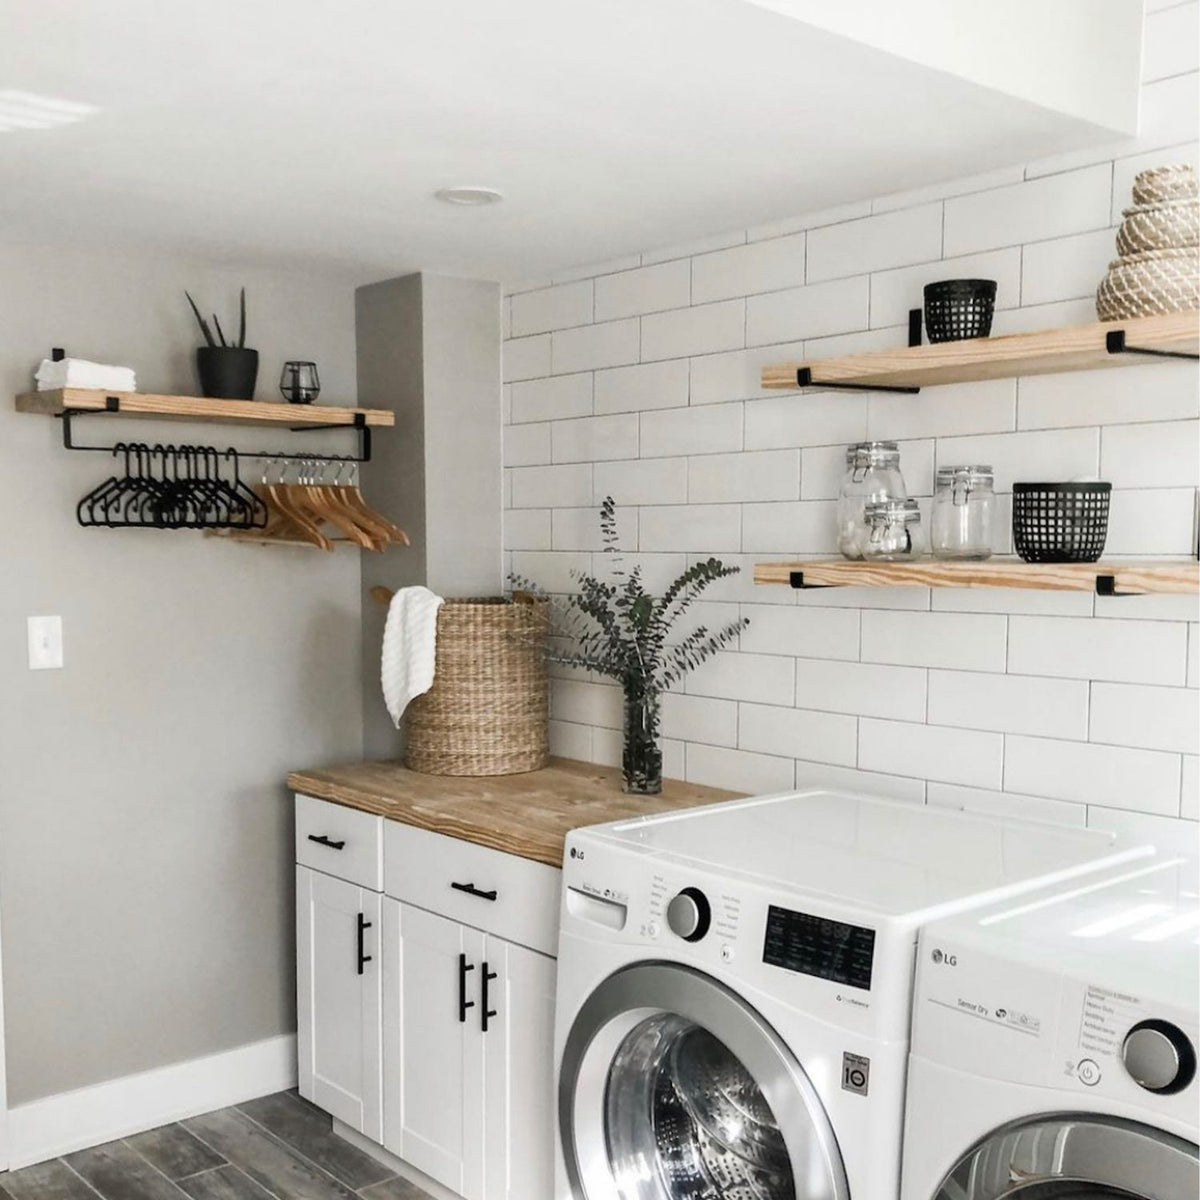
[482,935,557,1200]
[296,866,382,1141]
[383,899,485,1199]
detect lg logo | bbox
[930,948,958,966]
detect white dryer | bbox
[553,789,1151,1200]
[901,855,1199,1200]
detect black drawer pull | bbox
[458,953,476,1023]
[307,834,346,850]
[450,881,498,902]
[481,962,498,1033]
[356,913,373,975]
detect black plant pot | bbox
[196,346,259,400]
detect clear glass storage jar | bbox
[837,441,907,560]
[931,465,995,560]
[862,498,922,560]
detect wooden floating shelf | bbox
[754,558,1200,597]
[760,312,1198,392]
[15,388,395,428]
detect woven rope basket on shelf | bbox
[1096,248,1200,320]
[1132,163,1198,206]
[405,597,549,776]
[1098,164,1200,321]
[1115,198,1199,256]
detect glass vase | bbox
[622,682,662,795]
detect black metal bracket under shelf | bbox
[1105,328,1200,362]
[56,399,372,464]
[1094,573,1141,598]
[795,367,920,395]
[789,571,834,589]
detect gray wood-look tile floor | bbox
[0,1091,432,1200]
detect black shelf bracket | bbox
[796,367,920,395]
[789,570,835,589]
[57,400,372,464]
[1094,573,1145,598]
[1105,328,1199,362]
[908,308,923,348]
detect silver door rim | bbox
[934,1113,1199,1200]
[558,960,850,1200]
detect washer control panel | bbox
[763,904,876,991]
[666,887,712,942]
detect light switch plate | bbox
[27,615,63,670]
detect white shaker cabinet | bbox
[382,899,485,1195]
[296,865,383,1142]
[295,793,559,1199]
[482,935,557,1200]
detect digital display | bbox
[763,905,875,990]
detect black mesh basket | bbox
[1012,483,1111,563]
[923,279,997,343]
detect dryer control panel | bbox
[912,934,1198,1121]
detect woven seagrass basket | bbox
[1096,247,1200,320]
[1115,198,1199,257]
[405,597,549,776]
[1132,163,1198,206]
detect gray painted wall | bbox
[0,240,365,1104]
[357,274,502,761]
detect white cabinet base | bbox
[332,1119,466,1200]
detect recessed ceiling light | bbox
[435,186,503,206]
[0,90,98,132]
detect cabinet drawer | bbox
[384,822,560,958]
[295,794,383,891]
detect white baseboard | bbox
[332,1119,463,1200]
[5,1033,297,1170]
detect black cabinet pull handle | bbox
[308,834,346,850]
[450,881,498,902]
[356,913,373,975]
[458,953,476,1023]
[481,962,498,1033]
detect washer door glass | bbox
[558,963,848,1200]
[606,1013,795,1200]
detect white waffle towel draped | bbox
[35,357,137,392]
[381,586,444,727]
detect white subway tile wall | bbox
[502,3,1200,839]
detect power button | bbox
[1077,1059,1102,1086]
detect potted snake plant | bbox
[186,288,258,400]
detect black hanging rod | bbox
[795,367,920,394]
[1105,328,1199,361]
[56,402,371,463]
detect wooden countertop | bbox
[287,757,741,868]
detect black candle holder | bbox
[280,360,321,404]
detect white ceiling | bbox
[0,0,1139,285]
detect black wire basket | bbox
[923,279,997,343]
[1012,482,1111,563]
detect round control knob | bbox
[1122,1020,1197,1094]
[666,887,712,943]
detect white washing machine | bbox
[901,854,1199,1200]
[553,788,1152,1200]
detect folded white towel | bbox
[382,586,444,727]
[35,357,137,393]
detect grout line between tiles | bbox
[56,1158,109,1200]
